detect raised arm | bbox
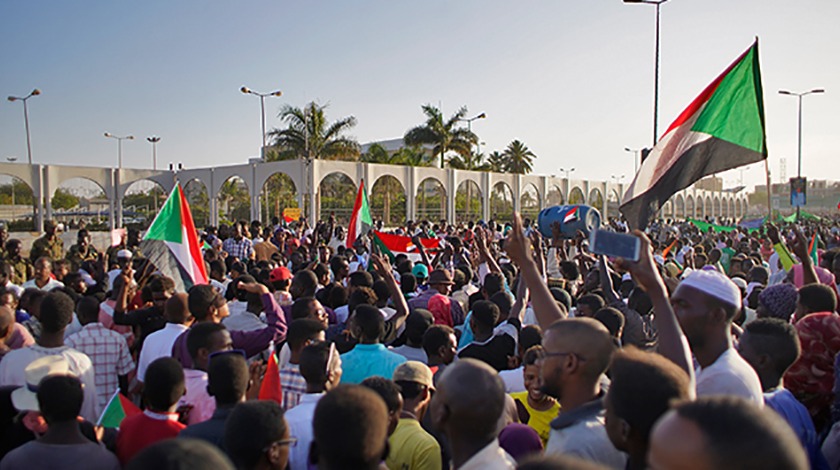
[412,235,434,269]
[790,226,819,286]
[476,228,503,275]
[598,255,620,304]
[370,252,409,331]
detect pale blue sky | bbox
[2,1,838,191]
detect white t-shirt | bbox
[21,278,64,292]
[499,366,526,393]
[696,348,763,406]
[136,323,189,382]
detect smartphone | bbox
[589,229,641,262]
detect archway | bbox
[183,179,210,229]
[728,199,735,220]
[260,173,299,225]
[455,180,482,224]
[704,197,712,218]
[371,175,406,227]
[415,177,447,222]
[319,172,356,225]
[674,195,685,219]
[607,189,621,219]
[686,196,695,219]
[123,179,167,229]
[217,176,250,225]
[589,188,604,213]
[547,186,564,206]
[53,177,108,230]
[0,174,36,231]
[520,184,541,222]
[491,182,514,223]
[714,198,722,219]
[568,187,585,205]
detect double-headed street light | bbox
[779,88,824,220]
[624,0,670,146]
[104,133,134,170]
[560,167,575,179]
[625,147,643,172]
[7,89,41,165]
[458,112,486,163]
[147,136,161,170]
[241,86,282,159]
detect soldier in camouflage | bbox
[67,228,99,271]
[5,239,33,284]
[29,219,64,263]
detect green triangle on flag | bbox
[97,390,141,428]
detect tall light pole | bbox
[560,167,575,179]
[624,0,669,146]
[241,86,282,160]
[625,147,642,172]
[147,136,160,170]
[779,88,824,220]
[7,89,41,165]
[6,157,17,219]
[458,112,486,157]
[104,133,134,170]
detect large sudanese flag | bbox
[371,230,441,262]
[346,179,372,249]
[140,184,209,292]
[620,40,767,230]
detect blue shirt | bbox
[764,388,830,470]
[340,343,407,384]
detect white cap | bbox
[679,269,743,309]
[12,355,73,412]
[117,249,133,259]
[731,277,748,292]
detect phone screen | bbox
[589,229,641,262]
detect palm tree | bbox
[268,102,360,161]
[503,140,536,174]
[448,151,491,171]
[404,105,477,168]
[394,145,434,167]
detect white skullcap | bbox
[679,269,742,309]
[117,249,133,259]
[731,277,748,291]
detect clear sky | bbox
[2,1,838,192]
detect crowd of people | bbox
[0,210,839,469]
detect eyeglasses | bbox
[262,437,298,452]
[541,350,586,362]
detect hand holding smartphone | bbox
[589,229,641,262]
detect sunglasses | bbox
[262,437,298,452]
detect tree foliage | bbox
[404,105,477,168]
[502,140,536,174]
[268,102,360,162]
[52,188,80,210]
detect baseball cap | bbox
[269,266,292,282]
[393,361,435,390]
[412,264,429,280]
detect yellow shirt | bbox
[510,391,560,445]
[386,417,442,470]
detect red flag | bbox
[258,352,283,405]
[346,180,372,249]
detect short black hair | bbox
[422,324,455,357]
[348,287,377,314]
[225,401,287,470]
[394,380,427,401]
[144,357,186,411]
[313,385,389,470]
[593,307,625,339]
[292,270,319,297]
[287,318,326,351]
[404,309,434,345]
[577,294,605,314]
[147,275,176,295]
[488,291,513,318]
[471,300,500,330]
[361,376,403,413]
[126,438,234,470]
[186,322,228,362]
[522,345,545,367]
[519,325,543,352]
[299,341,333,386]
[742,318,801,376]
[352,304,385,342]
[483,272,505,297]
[608,347,691,443]
[372,280,391,305]
[797,284,837,314]
[75,296,101,324]
[291,296,317,320]
[400,273,417,295]
[325,283,348,310]
[348,271,374,289]
[208,353,250,405]
[673,396,808,469]
[188,284,225,321]
[39,291,75,333]
[37,375,83,423]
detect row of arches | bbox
[661,194,747,220]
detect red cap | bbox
[270,266,292,282]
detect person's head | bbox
[671,270,742,350]
[144,357,186,413]
[187,322,233,371]
[794,283,837,321]
[312,385,390,470]
[756,283,798,321]
[428,269,454,296]
[300,341,343,391]
[489,291,514,320]
[469,300,500,337]
[604,347,691,462]
[330,255,350,282]
[360,377,403,436]
[188,284,229,322]
[207,352,250,407]
[347,287,377,314]
[393,361,434,417]
[75,296,101,325]
[422,324,457,366]
[39,291,75,336]
[521,345,549,404]
[593,307,625,342]
[404,309,434,347]
[575,294,605,318]
[350,304,384,343]
[290,270,318,299]
[126,439,234,470]
[290,296,329,328]
[6,239,22,258]
[540,318,615,403]
[748,266,769,285]
[648,397,808,470]
[147,275,176,309]
[430,358,506,447]
[37,374,83,424]
[400,273,417,295]
[225,401,290,470]
[482,272,505,298]
[737,318,801,392]
[33,257,52,281]
[287,318,326,354]
[44,219,57,237]
[412,264,429,285]
[163,293,191,325]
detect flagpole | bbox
[764,159,772,223]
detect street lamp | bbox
[241,86,282,160]
[624,0,670,146]
[560,167,575,179]
[7,88,41,165]
[104,133,135,170]
[458,112,486,158]
[147,136,161,170]
[6,157,17,218]
[779,88,824,220]
[625,147,642,172]
[611,175,626,184]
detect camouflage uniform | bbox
[30,236,64,263]
[8,256,33,284]
[67,243,99,270]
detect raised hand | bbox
[614,230,663,295]
[504,212,533,267]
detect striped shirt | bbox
[66,323,135,411]
[279,363,307,410]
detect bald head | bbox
[0,305,13,332]
[430,358,506,442]
[544,318,615,380]
[165,293,191,324]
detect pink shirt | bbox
[2,323,34,357]
[179,368,215,425]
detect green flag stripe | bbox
[144,186,184,243]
